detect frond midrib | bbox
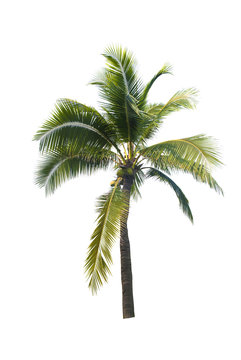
[44,156,67,188]
[37,122,111,145]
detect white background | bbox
[1,1,240,359]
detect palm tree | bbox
[34,45,223,319]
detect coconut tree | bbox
[34,45,223,319]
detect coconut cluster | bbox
[110,162,137,187]
[117,167,134,177]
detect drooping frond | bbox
[139,63,173,106]
[145,167,193,222]
[140,134,223,194]
[131,167,145,200]
[35,146,116,195]
[33,98,122,157]
[85,180,128,294]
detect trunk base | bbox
[123,311,135,319]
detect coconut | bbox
[117,169,124,177]
[127,168,133,175]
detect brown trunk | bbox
[120,175,135,319]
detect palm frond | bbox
[35,146,116,195]
[103,45,143,100]
[151,88,198,119]
[146,167,193,222]
[135,88,198,146]
[85,180,128,294]
[135,102,166,144]
[33,99,121,156]
[90,45,145,143]
[141,134,223,194]
[131,167,145,200]
[139,63,173,106]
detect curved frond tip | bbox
[146,167,193,223]
[140,63,173,104]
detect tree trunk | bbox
[120,175,135,319]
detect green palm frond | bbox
[139,63,173,106]
[57,98,106,121]
[155,88,198,117]
[141,134,223,194]
[103,45,143,100]
[35,146,116,195]
[131,167,145,200]
[135,102,166,143]
[145,102,166,116]
[33,99,121,156]
[136,88,198,145]
[90,46,145,143]
[146,167,193,222]
[85,180,128,294]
